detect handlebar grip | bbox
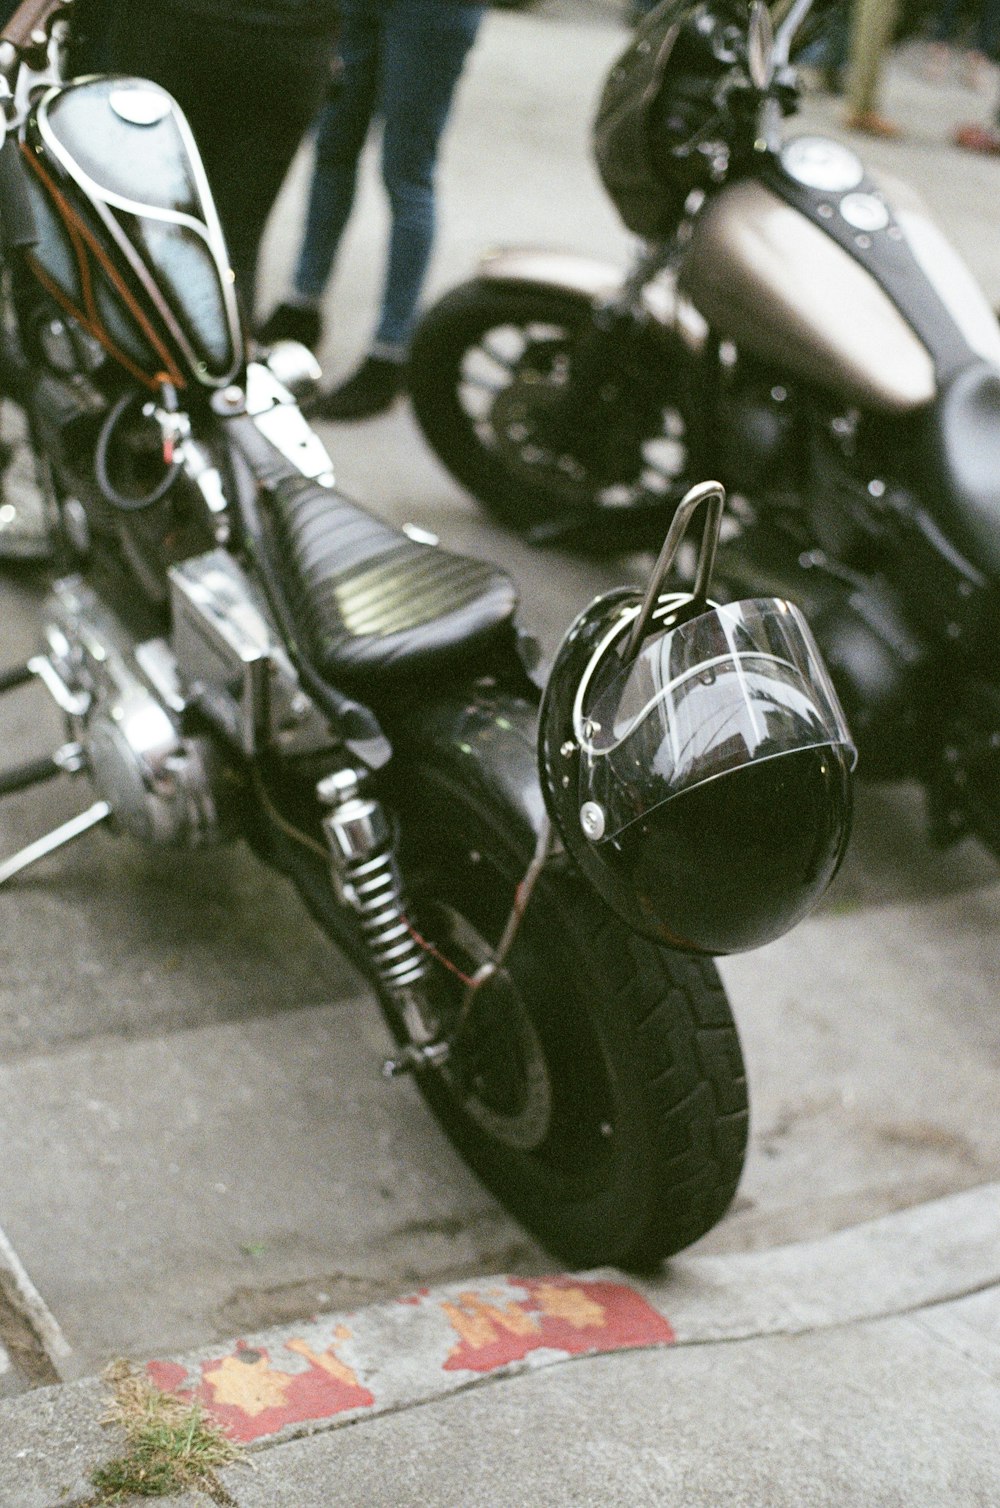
[1,0,68,49]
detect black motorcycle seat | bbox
[268,474,519,690]
[925,362,1000,576]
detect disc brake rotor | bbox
[490,363,648,502]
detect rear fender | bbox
[385,684,548,855]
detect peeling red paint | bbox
[147,1332,375,1443]
[144,1275,674,1445]
[441,1276,675,1373]
[147,1359,189,1393]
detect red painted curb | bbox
[148,1275,674,1445]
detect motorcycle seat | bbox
[924,362,1000,576]
[268,474,519,691]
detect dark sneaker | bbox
[310,356,405,421]
[257,301,323,351]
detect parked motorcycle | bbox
[0,0,854,1267]
[409,0,1000,861]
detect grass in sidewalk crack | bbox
[88,1358,243,1504]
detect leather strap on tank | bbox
[761,161,974,385]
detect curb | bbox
[137,1180,1000,1448]
[3,1181,999,1506]
[0,1222,71,1391]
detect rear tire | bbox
[396,755,748,1269]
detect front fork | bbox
[556,249,671,445]
[551,238,707,463]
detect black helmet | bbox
[538,483,856,955]
[593,1,760,240]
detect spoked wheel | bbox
[395,755,748,1269]
[408,279,693,531]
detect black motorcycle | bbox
[409,0,1000,862]
[0,0,853,1268]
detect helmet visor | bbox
[575,597,856,841]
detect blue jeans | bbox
[293,0,485,357]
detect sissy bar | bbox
[624,478,725,662]
[0,654,110,886]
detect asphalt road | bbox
[0,9,997,1382]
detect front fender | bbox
[476,247,707,352]
[477,248,626,304]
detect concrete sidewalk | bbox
[3,1183,1000,1506]
[0,0,996,1393]
[1,4,999,1504]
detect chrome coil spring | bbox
[318,769,429,997]
[342,847,428,993]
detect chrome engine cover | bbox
[169,549,334,758]
[43,576,231,847]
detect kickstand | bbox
[0,656,108,886]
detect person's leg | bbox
[845,0,901,134]
[259,0,382,346]
[195,45,333,309]
[291,0,383,303]
[313,0,484,418]
[372,0,485,358]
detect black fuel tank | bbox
[21,76,244,393]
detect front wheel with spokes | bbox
[408,279,693,530]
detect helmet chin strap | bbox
[624,479,726,664]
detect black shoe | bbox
[257,301,323,351]
[310,356,405,421]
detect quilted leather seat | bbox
[267,474,519,690]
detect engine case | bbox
[713,520,929,779]
[44,576,235,846]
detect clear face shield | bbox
[573,594,857,845]
[538,480,857,954]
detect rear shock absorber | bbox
[317,767,447,1074]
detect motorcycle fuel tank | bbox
[679,178,936,414]
[20,76,244,392]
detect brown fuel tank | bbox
[678,179,936,414]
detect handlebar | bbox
[1,0,68,51]
[771,0,817,69]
